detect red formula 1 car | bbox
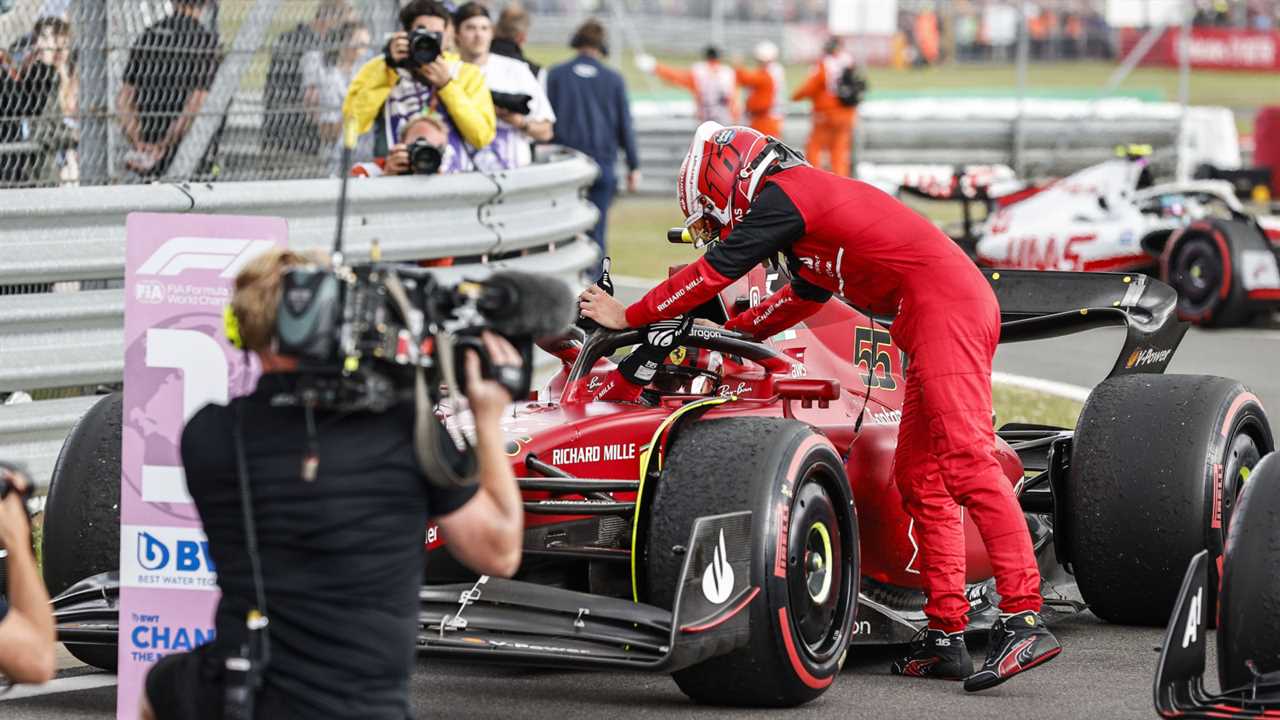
[43,259,1274,707]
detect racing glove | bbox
[616,316,693,385]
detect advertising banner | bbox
[1119,27,1280,72]
[118,213,286,719]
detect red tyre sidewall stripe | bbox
[1220,393,1261,438]
[777,607,833,689]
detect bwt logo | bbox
[137,237,275,278]
[137,531,215,573]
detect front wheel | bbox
[644,418,859,707]
[1217,452,1280,690]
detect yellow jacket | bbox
[343,52,496,149]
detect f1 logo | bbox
[136,237,274,278]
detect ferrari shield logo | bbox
[668,346,688,365]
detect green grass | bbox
[993,384,1082,429]
[529,45,1269,133]
[604,196,700,279]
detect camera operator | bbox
[0,462,56,685]
[342,0,495,174]
[350,110,452,178]
[140,248,524,720]
[453,2,554,169]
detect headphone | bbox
[224,304,245,350]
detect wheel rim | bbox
[786,473,846,657]
[1172,238,1222,311]
[1220,427,1262,538]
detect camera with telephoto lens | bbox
[407,138,443,175]
[407,28,448,67]
[490,91,533,116]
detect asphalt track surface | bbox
[3,288,1271,720]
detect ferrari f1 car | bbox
[42,258,1274,707]
[1155,452,1280,719]
[865,154,1280,326]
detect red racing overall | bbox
[625,164,1041,632]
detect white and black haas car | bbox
[867,153,1280,326]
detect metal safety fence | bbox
[0,0,401,189]
[624,97,1242,196]
[0,147,600,490]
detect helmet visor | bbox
[684,198,726,248]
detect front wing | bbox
[52,512,758,675]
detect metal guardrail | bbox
[0,149,601,490]
[626,99,1241,195]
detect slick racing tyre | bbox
[43,392,123,671]
[1064,375,1271,626]
[1217,452,1280,691]
[644,418,858,707]
[1162,220,1255,327]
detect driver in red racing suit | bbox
[579,122,1062,691]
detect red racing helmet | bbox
[677,121,794,246]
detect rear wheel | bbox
[644,418,858,707]
[1217,452,1280,690]
[42,392,123,671]
[1064,375,1271,625]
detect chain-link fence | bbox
[0,0,398,189]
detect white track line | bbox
[0,673,117,701]
[992,371,1091,403]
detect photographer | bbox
[453,2,554,169]
[140,249,524,720]
[342,0,495,174]
[0,462,56,685]
[350,109,452,178]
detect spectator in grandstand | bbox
[262,0,352,169]
[792,37,857,177]
[349,109,454,177]
[545,19,640,258]
[343,0,495,175]
[734,40,785,138]
[0,15,73,186]
[117,0,220,177]
[302,20,371,175]
[0,462,56,685]
[635,46,740,125]
[453,2,553,169]
[492,3,542,80]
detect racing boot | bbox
[964,610,1062,692]
[890,628,972,680]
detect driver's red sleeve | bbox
[624,256,734,328]
[723,284,824,339]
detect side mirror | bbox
[775,378,841,417]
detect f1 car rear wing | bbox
[985,269,1189,378]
